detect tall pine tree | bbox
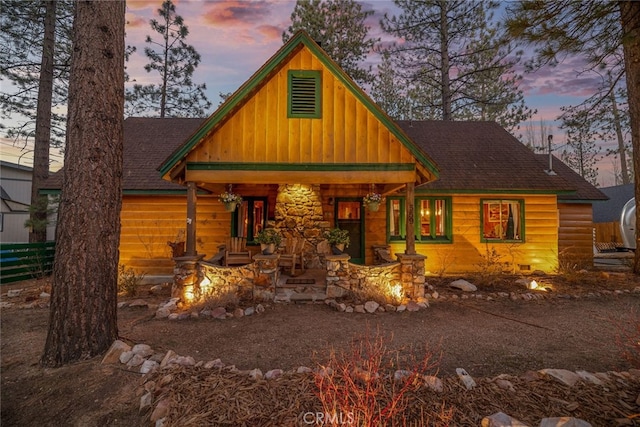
[283,0,378,86]
[126,0,210,118]
[379,0,533,130]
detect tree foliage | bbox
[378,0,533,130]
[559,107,601,185]
[126,0,211,118]
[0,0,73,147]
[42,0,125,367]
[283,0,379,86]
[505,0,640,273]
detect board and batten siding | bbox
[557,203,595,264]
[387,194,560,274]
[186,47,416,167]
[119,195,231,276]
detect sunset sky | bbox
[1,0,617,185]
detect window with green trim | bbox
[288,70,321,118]
[480,199,524,242]
[387,197,452,243]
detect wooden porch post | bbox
[186,181,197,256]
[405,181,416,255]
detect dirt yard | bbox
[1,272,639,426]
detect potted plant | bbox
[363,192,383,212]
[219,190,243,212]
[324,228,350,254]
[254,228,282,255]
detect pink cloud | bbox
[202,1,273,27]
[256,25,282,40]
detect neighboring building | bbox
[43,31,607,276]
[1,161,32,243]
[592,183,634,244]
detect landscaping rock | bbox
[233,308,244,318]
[296,366,313,374]
[244,306,255,316]
[249,368,263,381]
[481,412,529,427]
[211,307,227,320]
[364,301,379,313]
[256,303,265,314]
[128,299,148,308]
[7,289,23,298]
[102,340,131,364]
[456,368,476,390]
[422,375,443,393]
[394,369,413,383]
[140,360,158,375]
[396,304,406,312]
[538,417,592,427]
[265,369,283,380]
[354,305,365,313]
[150,398,171,423]
[160,350,177,367]
[119,350,134,364]
[575,370,603,385]
[127,354,145,368]
[539,369,581,387]
[450,279,477,292]
[140,392,153,411]
[132,344,153,358]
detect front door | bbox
[335,199,364,264]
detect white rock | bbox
[364,301,379,313]
[407,301,420,312]
[296,366,313,374]
[132,344,154,358]
[431,291,439,299]
[495,379,516,392]
[265,369,283,380]
[354,305,365,313]
[396,304,406,312]
[150,398,171,423]
[155,418,166,427]
[171,355,195,366]
[7,289,23,298]
[481,412,529,427]
[539,369,581,387]
[255,304,265,314]
[127,354,145,367]
[248,368,263,380]
[538,417,592,427]
[456,368,476,390]
[244,306,255,316]
[450,279,477,292]
[575,370,603,385]
[140,392,153,411]
[211,307,227,319]
[160,350,177,367]
[233,308,244,318]
[394,370,413,383]
[119,350,134,364]
[345,306,354,313]
[204,359,224,369]
[336,303,346,312]
[422,375,443,393]
[40,292,50,298]
[140,359,159,374]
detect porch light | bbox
[385,281,403,304]
[528,280,538,290]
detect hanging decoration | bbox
[363,184,383,212]
[218,184,243,212]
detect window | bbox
[288,70,321,118]
[481,199,524,242]
[417,197,450,241]
[233,198,267,243]
[387,197,451,243]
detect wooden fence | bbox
[594,222,622,244]
[0,242,55,285]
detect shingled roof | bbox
[43,117,205,193]
[397,120,604,200]
[43,118,606,202]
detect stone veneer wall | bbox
[274,184,331,269]
[325,254,425,300]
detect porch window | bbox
[288,70,321,118]
[481,199,524,242]
[233,198,267,243]
[387,197,451,243]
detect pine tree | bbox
[559,108,601,185]
[1,0,73,242]
[506,0,640,273]
[283,0,379,86]
[42,0,124,367]
[380,0,533,130]
[126,0,211,118]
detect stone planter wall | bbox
[174,260,256,304]
[396,253,427,299]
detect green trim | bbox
[187,162,415,172]
[479,199,525,243]
[288,70,322,118]
[159,31,439,180]
[387,196,453,244]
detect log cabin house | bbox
[43,31,606,300]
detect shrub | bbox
[313,328,451,426]
[117,264,145,297]
[612,308,640,368]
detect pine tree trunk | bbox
[41,0,125,367]
[29,0,56,243]
[619,1,640,274]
